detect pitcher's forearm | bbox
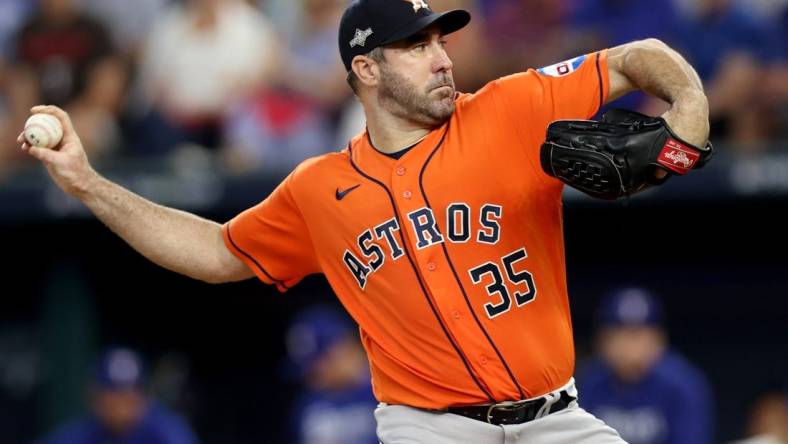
[609,39,710,147]
[79,174,228,282]
[619,39,703,102]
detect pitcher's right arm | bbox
[19,105,254,284]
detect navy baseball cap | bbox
[338,0,471,71]
[285,305,355,376]
[94,347,146,390]
[596,287,664,327]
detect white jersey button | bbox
[427,262,437,271]
[403,190,412,199]
[396,166,406,176]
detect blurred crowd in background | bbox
[0,0,786,180]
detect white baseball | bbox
[24,113,63,149]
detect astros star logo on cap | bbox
[405,0,429,13]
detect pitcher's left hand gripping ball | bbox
[540,109,713,200]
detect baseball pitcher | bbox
[19,0,712,442]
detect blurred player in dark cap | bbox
[577,287,714,444]
[285,305,378,444]
[33,347,200,444]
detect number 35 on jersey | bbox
[342,202,537,319]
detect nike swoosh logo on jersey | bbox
[336,184,361,200]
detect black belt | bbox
[446,390,576,425]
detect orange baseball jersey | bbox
[223,51,610,409]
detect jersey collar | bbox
[349,122,450,182]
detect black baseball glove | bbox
[539,109,713,200]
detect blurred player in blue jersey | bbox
[285,305,378,444]
[578,287,714,444]
[34,347,200,444]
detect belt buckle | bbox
[485,391,565,424]
[485,400,526,424]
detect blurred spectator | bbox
[0,0,124,174]
[274,0,348,109]
[34,347,200,444]
[0,60,38,177]
[66,57,130,158]
[284,305,378,444]
[731,0,788,21]
[477,0,574,76]
[571,0,680,49]
[82,0,174,58]
[335,99,365,149]
[0,0,34,155]
[763,3,788,146]
[135,0,278,154]
[13,0,115,107]
[676,0,782,150]
[577,287,714,444]
[221,0,347,174]
[258,0,301,31]
[0,0,34,59]
[729,391,788,444]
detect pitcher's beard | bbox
[378,65,455,127]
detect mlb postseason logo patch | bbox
[537,55,587,77]
[350,28,373,48]
[657,138,700,175]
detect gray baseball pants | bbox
[375,380,626,443]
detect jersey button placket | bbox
[392,162,446,310]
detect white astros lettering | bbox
[342,203,503,288]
